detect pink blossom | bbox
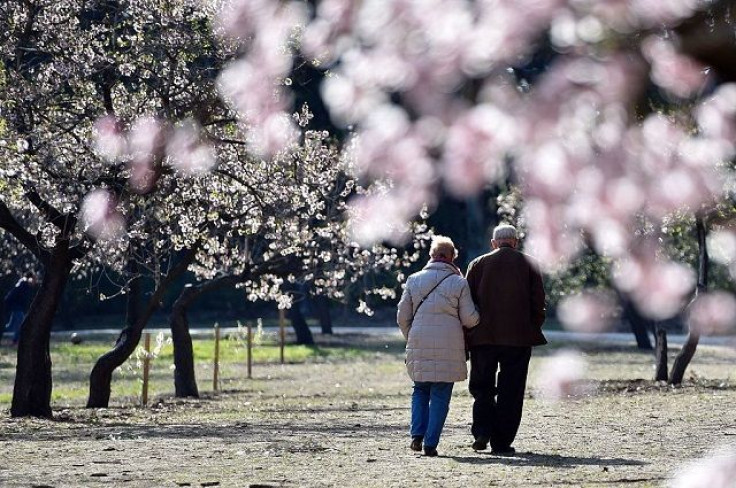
[128,117,165,193]
[348,192,416,246]
[216,1,305,156]
[321,65,388,125]
[558,291,618,333]
[630,0,702,29]
[670,447,736,488]
[442,105,514,197]
[696,84,736,154]
[534,349,592,401]
[580,0,703,32]
[642,36,709,98]
[352,105,434,187]
[93,116,126,162]
[81,189,125,241]
[708,230,736,266]
[523,200,584,271]
[211,0,730,301]
[688,292,736,336]
[301,0,358,63]
[614,254,695,319]
[249,113,299,157]
[218,0,280,39]
[166,122,217,175]
[218,59,289,122]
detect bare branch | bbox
[0,198,47,262]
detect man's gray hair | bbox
[493,224,518,241]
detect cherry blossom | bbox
[670,447,736,488]
[688,292,736,335]
[534,349,593,402]
[558,290,617,333]
[81,190,125,241]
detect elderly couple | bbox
[397,224,546,457]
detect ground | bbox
[1,333,735,487]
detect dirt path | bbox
[1,338,735,487]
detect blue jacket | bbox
[4,279,33,311]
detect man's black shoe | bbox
[410,436,423,452]
[472,437,489,451]
[491,446,516,456]
[424,446,438,457]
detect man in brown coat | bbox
[465,224,546,455]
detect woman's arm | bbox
[396,282,414,339]
[458,280,480,329]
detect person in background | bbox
[2,272,36,345]
[397,235,479,457]
[465,224,546,456]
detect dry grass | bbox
[0,333,735,487]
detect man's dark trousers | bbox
[469,344,532,450]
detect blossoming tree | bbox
[215,0,736,382]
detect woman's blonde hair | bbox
[429,235,458,260]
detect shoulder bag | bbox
[411,272,455,322]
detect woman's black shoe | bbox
[424,446,438,457]
[410,436,423,452]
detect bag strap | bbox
[411,272,455,322]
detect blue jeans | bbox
[411,382,454,448]
[3,310,24,343]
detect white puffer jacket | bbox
[397,261,480,383]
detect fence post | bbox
[279,309,286,364]
[213,324,220,392]
[247,322,253,379]
[141,332,151,407]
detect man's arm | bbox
[465,258,480,306]
[530,264,546,329]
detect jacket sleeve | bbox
[458,279,480,329]
[396,282,414,340]
[465,259,480,306]
[530,263,546,329]
[4,286,17,306]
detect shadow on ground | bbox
[448,451,647,468]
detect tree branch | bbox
[0,198,47,262]
[25,189,77,237]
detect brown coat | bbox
[465,246,547,347]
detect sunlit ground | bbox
[0,333,734,487]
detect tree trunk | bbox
[669,332,700,385]
[126,258,143,327]
[622,297,653,350]
[169,274,244,397]
[87,247,197,408]
[314,296,333,335]
[170,286,200,398]
[669,216,708,385]
[11,243,72,418]
[288,304,314,345]
[654,326,668,382]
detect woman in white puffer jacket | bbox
[397,235,479,457]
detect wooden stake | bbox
[247,322,253,379]
[141,332,151,407]
[279,309,286,364]
[213,324,220,392]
